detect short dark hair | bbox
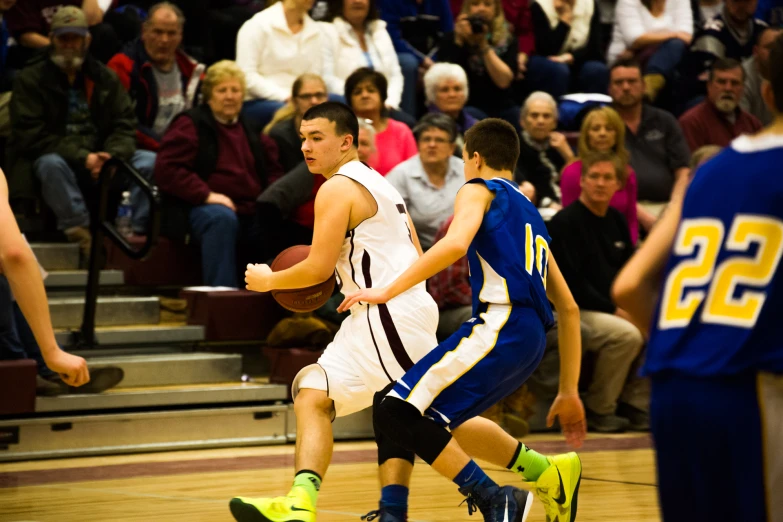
[609,58,643,77]
[145,2,185,29]
[581,151,625,182]
[344,67,389,116]
[708,58,744,82]
[762,32,783,113]
[326,0,379,23]
[302,102,359,148]
[412,113,457,143]
[464,118,520,172]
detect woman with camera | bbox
[438,0,521,129]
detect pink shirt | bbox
[374,119,418,176]
[560,160,639,244]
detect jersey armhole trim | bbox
[332,173,380,234]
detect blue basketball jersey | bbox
[465,177,554,330]
[646,134,783,377]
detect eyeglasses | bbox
[296,92,328,102]
[419,136,451,145]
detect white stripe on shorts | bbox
[404,304,512,415]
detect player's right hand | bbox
[547,392,586,449]
[44,348,90,387]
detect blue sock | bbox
[453,460,496,492]
[380,485,408,518]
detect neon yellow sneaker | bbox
[528,452,582,522]
[229,486,316,522]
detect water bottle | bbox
[116,191,133,238]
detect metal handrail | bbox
[72,157,161,348]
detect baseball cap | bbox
[50,6,89,37]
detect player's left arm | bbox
[337,183,491,310]
[544,253,586,448]
[245,177,351,292]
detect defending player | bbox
[340,118,587,522]
[612,33,783,522]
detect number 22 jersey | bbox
[646,134,783,377]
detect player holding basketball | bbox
[612,33,783,522]
[235,104,585,522]
[340,118,587,522]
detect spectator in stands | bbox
[0,274,124,395]
[5,0,121,64]
[742,26,781,125]
[560,107,640,243]
[236,0,327,129]
[423,63,476,150]
[526,0,609,99]
[679,0,767,108]
[7,7,155,266]
[755,0,783,24]
[321,0,407,120]
[609,59,691,204]
[265,73,329,172]
[695,0,724,28]
[108,2,205,152]
[377,0,454,116]
[154,61,285,287]
[439,0,520,127]
[358,117,379,168]
[607,0,693,103]
[679,58,762,151]
[386,113,463,250]
[547,151,648,432]
[345,67,417,175]
[502,0,535,83]
[515,91,575,209]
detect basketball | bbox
[270,245,336,313]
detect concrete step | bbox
[49,296,160,329]
[55,324,205,347]
[31,243,80,271]
[85,352,242,388]
[34,381,288,413]
[45,270,124,288]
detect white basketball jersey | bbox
[334,161,423,298]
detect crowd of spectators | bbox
[1,0,780,430]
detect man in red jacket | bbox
[108,2,204,151]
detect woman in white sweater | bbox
[236,0,328,128]
[608,0,693,102]
[321,0,405,112]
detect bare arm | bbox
[480,46,514,89]
[0,170,89,385]
[545,253,581,396]
[19,33,50,48]
[543,252,586,447]
[266,177,353,290]
[337,183,492,310]
[612,173,690,330]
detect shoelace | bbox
[361,510,380,521]
[459,494,479,515]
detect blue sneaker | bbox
[458,482,534,522]
[360,508,406,521]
